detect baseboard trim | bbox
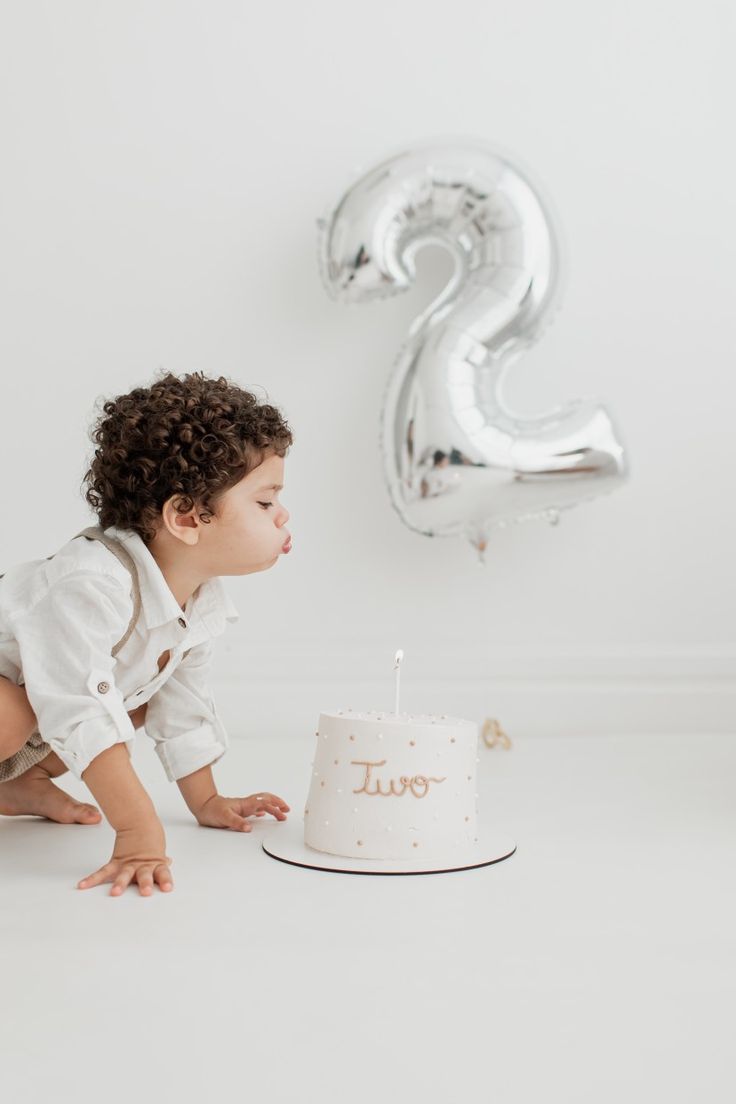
[211,644,736,737]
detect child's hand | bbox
[77,819,174,897]
[195,792,290,832]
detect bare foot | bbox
[0,765,102,824]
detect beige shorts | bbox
[0,730,52,784]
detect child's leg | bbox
[1,676,148,761]
[0,675,38,760]
[0,707,148,824]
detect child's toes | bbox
[70,802,102,824]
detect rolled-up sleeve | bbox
[10,570,137,780]
[143,636,229,783]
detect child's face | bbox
[207,452,291,575]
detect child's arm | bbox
[144,636,228,790]
[145,638,290,830]
[10,568,140,778]
[78,741,172,895]
[176,762,217,819]
[81,742,159,829]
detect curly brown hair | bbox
[82,370,293,544]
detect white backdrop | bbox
[0,1,733,736]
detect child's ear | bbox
[159,497,201,545]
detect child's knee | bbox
[0,676,38,759]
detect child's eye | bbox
[258,501,274,509]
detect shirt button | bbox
[97,681,110,694]
[178,617,187,628]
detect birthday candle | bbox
[393,649,403,715]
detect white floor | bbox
[1,730,734,1103]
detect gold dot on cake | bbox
[450,737,455,743]
[409,739,415,746]
[465,816,469,821]
[357,839,363,846]
[349,734,355,741]
[467,775,472,780]
[320,780,325,787]
[334,758,339,764]
[412,841,419,848]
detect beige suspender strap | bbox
[71,527,142,656]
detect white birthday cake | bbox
[303,709,480,860]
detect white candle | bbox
[393,649,404,715]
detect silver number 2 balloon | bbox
[317,139,628,562]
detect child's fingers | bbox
[136,869,155,896]
[225,808,252,832]
[77,862,115,890]
[110,865,137,896]
[258,801,289,820]
[154,864,174,892]
[252,793,290,812]
[263,793,290,810]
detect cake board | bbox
[261,816,516,876]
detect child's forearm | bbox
[176,763,217,819]
[81,743,160,831]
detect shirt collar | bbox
[102,525,240,637]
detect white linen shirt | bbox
[0,525,239,783]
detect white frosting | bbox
[303,709,480,860]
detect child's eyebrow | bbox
[255,483,283,492]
